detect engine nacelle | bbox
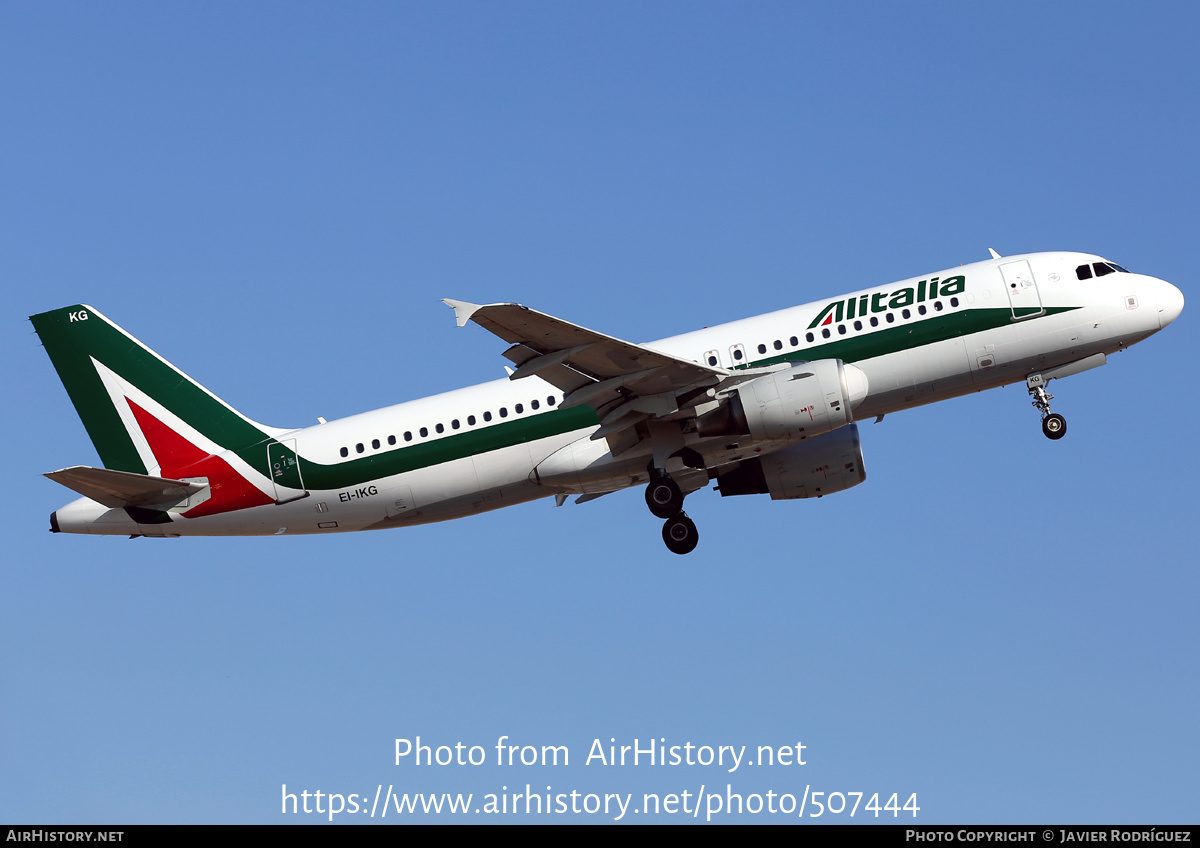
[697,359,868,441]
[715,423,866,500]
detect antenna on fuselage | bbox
[988,248,1002,259]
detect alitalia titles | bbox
[807,275,967,329]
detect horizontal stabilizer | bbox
[45,466,206,509]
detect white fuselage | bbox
[53,251,1184,537]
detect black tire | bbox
[645,475,684,518]
[1042,413,1067,440]
[662,513,699,555]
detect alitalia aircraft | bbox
[34,250,1183,554]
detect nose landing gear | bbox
[1041,413,1067,439]
[1028,374,1067,440]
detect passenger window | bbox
[435,423,444,433]
[870,317,879,327]
[531,399,539,410]
[853,320,862,331]
[467,415,476,425]
[837,324,847,335]
[372,439,380,449]
[388,435,396,445]
[902,308,911,319]
[790,336,798,346]
[950,297,959,307]
[356,443,364,454]
[1076,264,1093,280]
[886,313,895,324]
[821,328,831,339]
[805,332,814,343]
[733,349,743,360]
[404,431,413,442]
[547,396,556,406]
[500,408,508,418]
[708,355,718,366]
[918,305,926,315]
[484,411,492,422]
[340,447,348,457]
[757,343,766,354]
[452,419,460,430]
[773,340,782,350]
[419,427,428,438]
[515,403,523,414]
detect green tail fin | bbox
[30,305,275,473]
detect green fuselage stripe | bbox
[288,405,601,491]
[739,305,1076,369]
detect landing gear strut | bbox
[645,470,699,554]
[1028,374,1067,440]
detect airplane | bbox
[32,250,1184,554]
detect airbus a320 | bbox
[33,250,1184,553]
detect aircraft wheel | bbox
[662,513,699,555]
[1042,413,1067,440]
[645,475,684,518]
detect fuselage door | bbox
[267,439,309,503]
[999,259,1045,321]
[383,484,416,518]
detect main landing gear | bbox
[646,470,698,555]
[1027,374,1067,441]
[662,513,699,556]
[645,473,684,518]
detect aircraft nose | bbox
[1158,281,1185,329]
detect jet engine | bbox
[715,423,866,500]
[696,359,868,441]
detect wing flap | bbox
[45,465,206,509]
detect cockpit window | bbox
[1084,260,1128,280]
[1081,261,1129,280]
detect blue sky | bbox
[2,2,1196,824]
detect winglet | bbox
[442,299,482,328]
[988,248,1002,259]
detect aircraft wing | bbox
[45,465,206,509]
[443,300,733,438]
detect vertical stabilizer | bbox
[30,305,281,474]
